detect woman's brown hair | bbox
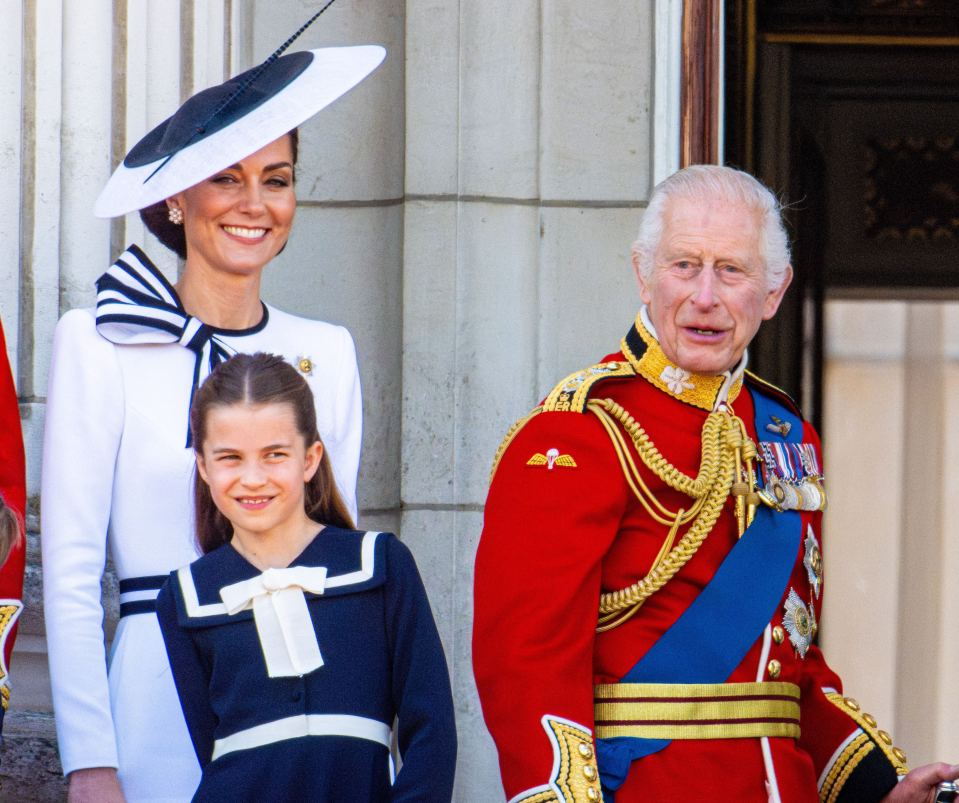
[190,351,353,554]
[0,494,23,567]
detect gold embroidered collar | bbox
[620,311,744,411]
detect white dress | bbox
[40,303,362,802]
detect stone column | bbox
[402,3,656,797]
[254,0,407,538]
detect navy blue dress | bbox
[156,528,456,802]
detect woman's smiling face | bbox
[168,134,296,278]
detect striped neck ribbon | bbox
[94,244,254,447]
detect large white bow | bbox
[219,565,328,677]
[95,245,237,446]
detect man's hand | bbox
[68,767,126,803]
[881,763,959,803]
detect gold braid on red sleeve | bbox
[512,717,602,803]
[820,692,909,803]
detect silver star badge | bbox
[804,526,823,599]
[783,588,815,658]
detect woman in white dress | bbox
[40,27,386,803]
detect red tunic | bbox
[0,319,26,699]
[473,318,906,803]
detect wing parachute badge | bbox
[527,447,577,470]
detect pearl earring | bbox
[168,206,184,225]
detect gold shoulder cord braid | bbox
[588,398,761,632]
[489,406,544,484]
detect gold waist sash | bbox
[594,681,801,740]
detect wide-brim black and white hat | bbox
[94,45,385,218]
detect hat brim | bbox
[94,45,386,218]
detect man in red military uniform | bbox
[0,317,25,738]
[473,165,959,802]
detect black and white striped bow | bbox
[95,244,237,447]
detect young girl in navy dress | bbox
[156,353,456,802]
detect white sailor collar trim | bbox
[174,529,385,627]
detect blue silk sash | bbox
[596,389,804,796]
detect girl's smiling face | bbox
[195,401,322,551]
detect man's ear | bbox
[632,245,653,306]
[762,264,793,320]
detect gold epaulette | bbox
[488,361,636,484]
[542,360,636,413]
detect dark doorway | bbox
[724,1,959,428]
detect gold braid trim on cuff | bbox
[821,692,909,801]
[513,792,559,803]
[590,399,752,631]
[821,733,873,803]
[511,717,601,803]
[0,601,22,709]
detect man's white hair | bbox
[632,164,791,291]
